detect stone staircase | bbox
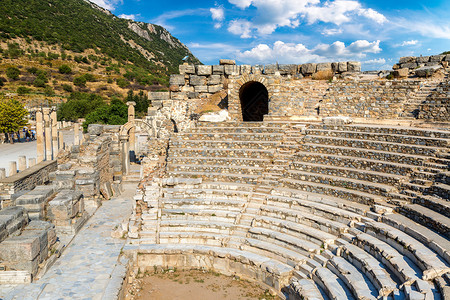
[133,121,450,299]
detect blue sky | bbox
[91,0,450,70]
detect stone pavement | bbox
[0,182,136,300]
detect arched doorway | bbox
[239,81,269,122]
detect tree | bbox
[0,97,28,138]
[58,92,105,121]
[73,76,87,87]
[83,98,127,131]
[58,64,72,74]
[6,66,20,80]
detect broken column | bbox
[43,108,52,161]
[0,168,6,179]
[36,110,44,163]
[51,108,58,157]
[28,158,36,168]
[74,123,80,146]
[18,156,27,172]
[9,162,17,177]
[58,131,64,151]
[121,138,130,175]
[127,101,136,151]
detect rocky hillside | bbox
[0,0,200,105]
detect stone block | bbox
[208,75,222,85]
[1,257,39,276]
[316,62,332,72]
[392,64,400,70]
[338,62,347,72]
[323,116,353,125]
[393,68,409,78]
[331,62,339,73]
[189,75,207,86]
[278,64,297,75]
[26,221,56,246]
[212,65,224,75]
[169,85,180,92]
[87,124,103,136]
[241,65,252,74]
[15,194,47,205]
[179,64,195,74]
[0,235,40,261]
[263,64,277,74]
[194,85,208,93]
[188,92,199,99]
[399,56,415,64]
[445,54,450,61]
[416,56,430,63]
[208,85,223,93]
[415,65,442,77]
[224,65,240,75]
[47,190,83,222]
[301,63,317,75]
[169,74,185,86]
[196,65,212,76]
[401,62,418,69]
[347,61,361,72]
[148,92,170,101]
[251,66,262,74]
[219,59,236,65]
[430,55,445,62]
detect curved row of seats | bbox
[136,121,449,299]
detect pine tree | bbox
[0,97,28,134]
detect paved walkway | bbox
[1,183,136,300]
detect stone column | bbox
[43,108,52,160]
[28,158,36,167]
[0,168,6,179]
[9,161,17,177]
[74,123,80,146]
[121,140,130,175]
[127,101,136,151]
[51,109,58,157]
[36,110,44,163]
[58,131,64,151]
[18,156,27,172]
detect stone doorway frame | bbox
[228,74,273,121]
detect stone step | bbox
[288,278,325,300]
[398,204,450,238]
[173,132,284,141]
[167,163,265,175]
[312,267,355,300]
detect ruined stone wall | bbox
[0,161,57,208]
[321,80,420,119]
[418,79,450,122]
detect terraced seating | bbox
[15,186,56,220]
[139,121,449,299]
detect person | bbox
[26,129,31,142]
[31,129,36,141]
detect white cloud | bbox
[152,8,208,31]
[236,40,382,64]
[363,58,386,64]
[228,20,253,38]
[119,14,138,20]
[358,8,387,24]
[210,6,225,28]
[394,18,450,40]
[226,0,387,37]
[322,28,343,36]
[89,0,122,11]
[401,40,418,46]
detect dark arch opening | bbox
[239,81,269,122]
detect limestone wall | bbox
[418,79,450,122]
[0,161,57,208]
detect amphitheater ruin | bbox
[0,54,449,299]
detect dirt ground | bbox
[124,269,282,300]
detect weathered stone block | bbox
[331,62,339,73]
[316,62,332,72]
[169,74,185,86]
[399,56,415,64]
[194,85,208,93]
[416,56,430,63]
[88,124,103,136]
[208,85,223,93]
[189,75,207,86]
[278,64,297,75]
[212,65,224,75]
[148,92,170,101]
[264,64,277,74]
[401,62,418,69]
[196,65,212,76]
[224,65,240,75]
[393,68,409,78]
[208,75,222,85]
[338,62,347,72]
[26,221,56,246]
[0,235,40,261]
[219,59,235,65]
[347,61,361,72]
[301,63,317,75]
[445,54,450,61]
[179,64,195,74]
[430,55,445,62]
[415,65,442,77]
[241,65,252,74]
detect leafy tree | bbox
[6,66,20,80]
[0,97,28,135]
[83,98,127,131]
[58,64,72,74]
[73,75,87,87]
[116,78,130,88]
[58,92,104,121]
[126,90,149,114]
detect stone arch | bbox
[239,81,269,121]
[119,119,154,140]
[228,74,273,122]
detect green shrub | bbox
[116,78,130,88]
[62,84,73,92]
[44,86,54,96]
[73,76,87,87]
[6,66,20,80]
[59,64,72,74]
[83,73,95,82]
[33,78,46,88]
[17,86,32,95]
[27,67,39,74]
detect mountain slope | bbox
[0,0,200,75]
